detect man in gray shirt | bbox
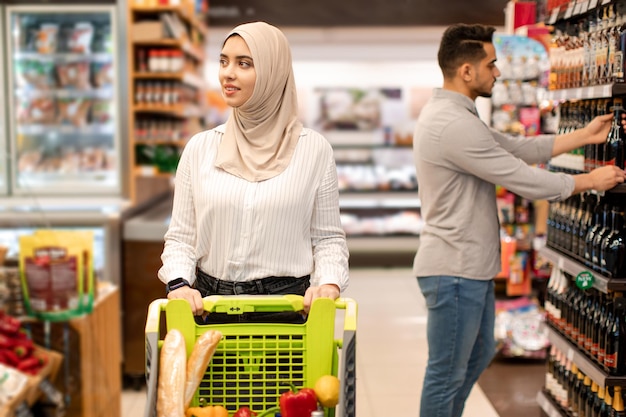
[413,23,626,417]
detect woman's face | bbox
[219,35,256,108]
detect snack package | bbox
[18,229,95,321]
[15,60,56,89]
[56,61,91,89]
[35,24,59,54]
[91,61,114,87]
[16,97,57,124]
[57,98,92,127]
[67,22,94,54]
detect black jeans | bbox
[194,269,310,324]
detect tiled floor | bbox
[123,268,503,417]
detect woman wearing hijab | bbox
[158,22,349,320]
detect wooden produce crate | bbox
[0,345,64,415]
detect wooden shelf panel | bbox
[131,5,208,36]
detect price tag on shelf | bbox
[576,271,595,290]
[567,348,575,361]
[564,3,575,19]
[602,0,611,4]
[549,8,560,24]
[589,0,598,8]
[558,257,565,271]
[581,0,590,12]
[573,2,582,15]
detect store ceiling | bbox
[207,0,511,27]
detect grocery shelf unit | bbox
[126,3,208,205]
[537,246,626,417]
[332,142,421,262]
[535,1,626,412]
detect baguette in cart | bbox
[144,294,357,417]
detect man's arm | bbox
[552,113,613,157]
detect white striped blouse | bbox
[158,124,350,291]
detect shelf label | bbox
[576,271,595,290]
[581,0,590,12]
[602,0,611,4]
[567,347,574,361]
[573,2,582,15]
[549,8,560,24]
[589,0,598,8]
[564,3,575,19]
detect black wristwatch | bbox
[165,277,190,294]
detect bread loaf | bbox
[157,329,187,417]
[183,330,223,409]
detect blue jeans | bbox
[417,276,496,417]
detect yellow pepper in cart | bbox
[185,405,229,417]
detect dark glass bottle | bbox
[573,370,585,415]
[578,375,591,417]
[564,198,575,254]
[613,386,626,416]
[592,204,611,272]
[593,379,605,417]
[576,193,589,259]
[572,194,585,257]
[590,291,603,359]
[602,206,626,278]
[579,292,593,349]
[584,291,596,354]
[605,293,626,376]
[586,201,606,268]
[606,97,625,169]
[581,194,599,259]
[586,100,598,171]
[598,297,613,370]
[565,285,577,338]
[568,363,579,415]
[599,385,612,417]
[586,380,599,417]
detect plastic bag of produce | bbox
[18,229,94,321]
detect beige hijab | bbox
[215,22,303,182]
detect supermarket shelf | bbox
[339,193,420,209]
[133,71,207,90]
[537,246,626,293]
[546,83,626,101]
[546,325,626,386]
[536,389,566,417]
[346,235,419,253]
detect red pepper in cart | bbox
[233,406,258,417]
[279,383,318,417]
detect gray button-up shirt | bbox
[413,88,575,280]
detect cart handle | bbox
[145,295,357,333]
[201,294,304,314]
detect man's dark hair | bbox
[438,23,496,79]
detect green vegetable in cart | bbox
[313,375,340,408]
[233,406,258,417]
[279,383,318,417]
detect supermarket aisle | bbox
[123,268,500,417]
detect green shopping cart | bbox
[143,294,357,417]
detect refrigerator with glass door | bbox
[5,4,122,196]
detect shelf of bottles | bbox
[541,341,626,416]
[542,0,626,414]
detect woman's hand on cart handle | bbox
[303,284,340,314]
[167,286,205,315]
